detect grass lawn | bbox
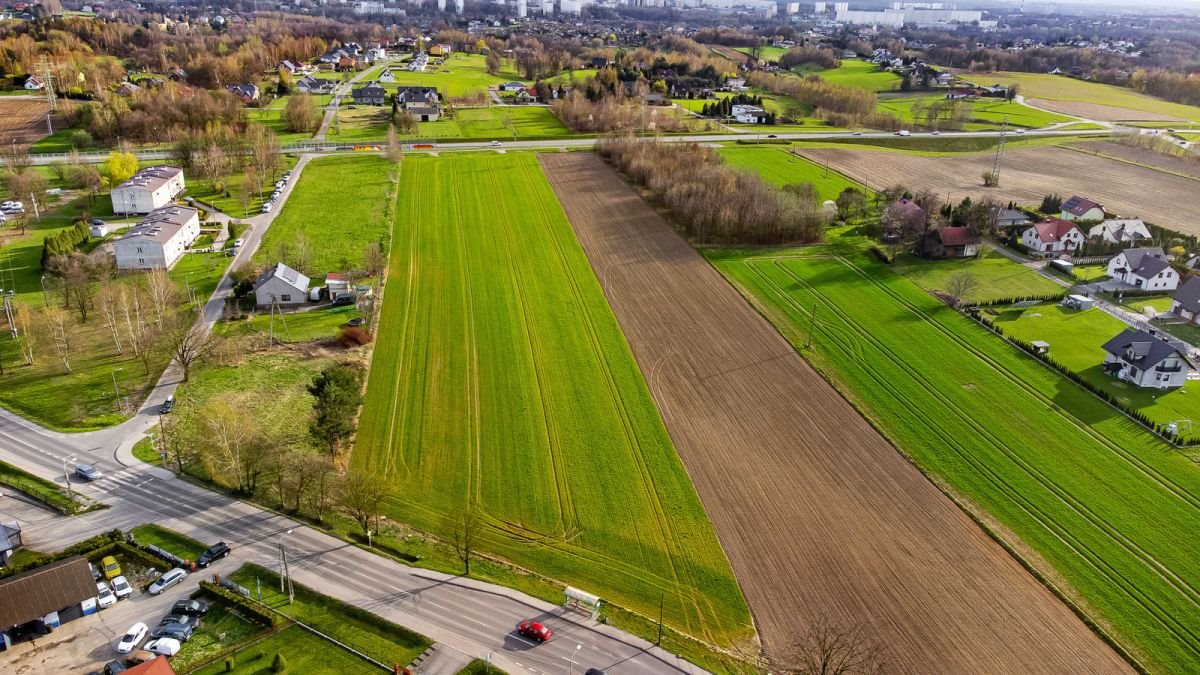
[254,154,394,278]
[186,157,300,219]
[717,145,871,201]
[130,523,209,560]
[29,128,79,154]
[354,153,751,646]
[891,248,1065,302]
[803,59,903,92]
[0,459,77,513]
[216,305,361,343]
[174,605,268,673]
[709,238,1200,672]
[405,106,570,141]
[957,71,1200,122]
[458,659,508,675]
[733,45,789,62]
[246,96,322,146]
[192,625,379,674]
[326,105,391,143]
[230,563,431,667]
[993,302,1200,427]
[876,94,1075,129]
[376,53,522,98]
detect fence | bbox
[1066,255,1110,265]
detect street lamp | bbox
[569,644,582,675]
[61,454,76,497]
[278,529,295,604]
[39,274,47,304]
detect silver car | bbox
[147,568,187,595]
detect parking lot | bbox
[4,554,238,674]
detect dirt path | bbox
[538,151,1134,674]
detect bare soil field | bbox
[539,152,1132,673]
[0,98,55,144]
[1026,98,1186,122]
[799,145,1200,235]
[1069,140,1200,179]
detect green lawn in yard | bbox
[717,145,871,201]
[186,156,300,218]
[353,153,751,646]
[130,523,209,560]
[709,240,1200,671]
[174,605,268,673]
[326,105,392,143]
[30,129,79,154]
[876,94,1075,129]
[993,302,1200,427]
[254,154,394,278]
[216,305,360,343]
[245,96,323,146]
[375,53,524,98]
[193,625,379,674]
[802,59,903,92]
[230,563,431,667]
[0,459,77,513]
[458,659,509,675]
[404,106,570,141]
[957,71,1200,123]
[891,248,1065,302]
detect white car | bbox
[262,203,272,213]
[1,200,21,210]
[116,622,148,653]
[96,582,117,609]
[111,575,133,599]
[275,181,285,189]
[491,140,502,146]
[234,238,245,248]
[144,637,182,656]
[148,567,187,595]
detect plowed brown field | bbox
[798,145,1200,235]
[1025,98,1186,122]
[539,152,1133,674]
[0,98,54,144]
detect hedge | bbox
[0,529,123,578]
[197,581,286,628]
[973,292,1068,307]
[42,220,90,266]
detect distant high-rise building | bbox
[518,0,527,15]
[454,0,463,11]
[814,1,826,11]
[833,2,848,13]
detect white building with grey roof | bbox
[113,206,200,271]
[254,262,310,308]
[110,165,186,216]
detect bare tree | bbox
[11,301,37,365]
[386,124,404,164]
[194,143,230,190]
[340,469,392,546]
[445,505,484,575]
[199,399,271,494]
[307,456,340,522]
[95,285,124,354]
[45,253,97,322]
[282,451,330,513]
[290,233,314,274]
[778,617,887,675]
[43,306,74,373]
[362,242,387,279]
[945,270,979,307]
[145,269,178,324]
[162,313,215,382]
[247,124,283,181]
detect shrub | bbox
[338,326,373,347]
[225,657,235,672]
[0,530,122,579]
[272,653,287,673]
[196,581,282,627]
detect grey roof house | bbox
[351,82,387,106]
[254,262,310,307]
[1106,247,1178,292]
[1102,328,1193,389]
[1171,277,1200,325]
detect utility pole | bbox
[656,593,664,645]
[38,55,57,113]
[990,116,1007,187]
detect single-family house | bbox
[1170,277,1200,324]
[114,81,141,97]
[325,272,352,300]
[428,44,451,58]
[1060,195,1105,221]
[590,56,612,69]
[254,262,310,308]
[378,67,395,83]
[113,206,201,271]
[351,82,387,106]
[296,75,333,94]
[1102,327,1192,389]
[168,68,189,82]
[110,166,186,215]
[994,207,1031,229]
[279,60,300,75]
[1089,218,1152,245]
[514,88,538,103]
[499,81,527,93]
[225,83,260,104]
[732,104,769,124]
[936,71,956,86]
[1021,217,1085,255]
[0,556,100,650]
[725,77,747,91]
[368,47,388,61]
[1107,247,1178,291]
[925,227,980,259]
[23,75,44,90]
[396,86,440,121]
[336,55,357,72]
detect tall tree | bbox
[307,363,364,457]
[103,151,139,185]
[42,306,74,373]
[340,469,391,545]
[162,313,215,382]
[445,506,484,575]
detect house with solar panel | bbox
[254,263,310,308]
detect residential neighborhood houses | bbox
[1021,217,1085,255]
[732,103,770,124]
[1106,247,1178,291]
[110,166,187,216]
[1090,218,1151,245]
[395,86,441,121]
[352,81,387,106]
[224,83,260,105]
[254,262,310,308]
[112,206,201,271]
[296,74,335,94]
[1059,195,1106,222]
[1171,277,1200,325]
[1102,327,1193,389]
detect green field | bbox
[891,248,1065,302]
[246,96,326,146]
[254,155,394,277]
[805,59,903,92]
[406,106,570,141]
[217,305,361,343]
[709,240,1200,672]
[354,153,750,646]
[876,94,1075,129]
[377,53,521,98]
[717,145,871,201]
[733,45,789,62]
[959,71,1200,122]
[993,302,1200,427]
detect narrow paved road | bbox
[316,66,385,140]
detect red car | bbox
[517,620,553,643]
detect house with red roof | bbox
[1059,195,1105,222]
[923,226,980,258]
[1021,217,1084,255]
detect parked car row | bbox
[113,597,209,662]
[1,200,25,216]
[261,169,295,214]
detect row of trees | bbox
[597,136,826,245]
[778,46,840,71]
[552,90,695,134]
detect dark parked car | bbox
[102,661,127,675]
[74,464,102,481]
[171,599,210,617]
[159,396,175,414]
[584,670,608,675]
[157,614,198,630]
[91,218,107,227]
[196,542,231,568]
[150,621,194,642]
[331,294,356,307]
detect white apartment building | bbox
[110,166,187,216]
[113,206,200,271]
